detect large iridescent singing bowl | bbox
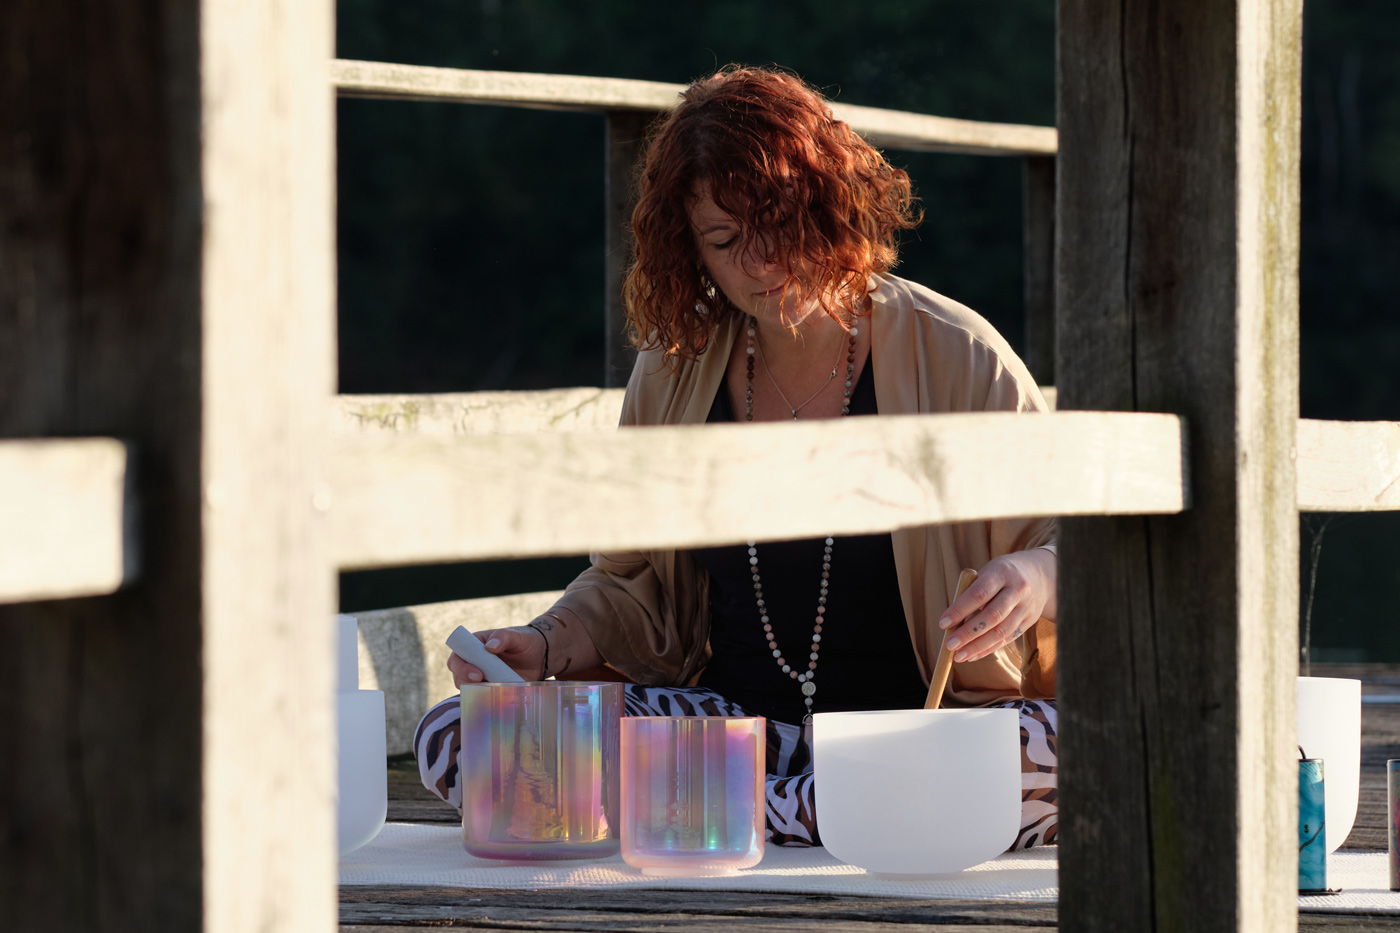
[458,681,622,860]
[620,717,766,876]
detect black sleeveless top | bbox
[691,356,928,724]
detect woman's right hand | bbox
[447,625,546,687]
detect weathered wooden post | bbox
[0,0,336,929]
[604,111,651,388]
[1056,1,1302,930]
[1022,156,1056,387]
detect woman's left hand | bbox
[938,548,1057,663]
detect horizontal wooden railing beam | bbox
[336,389,626,435]
[12,417,1394,596]
[332,387,1064,436]
[1297,418,1400,512]
[332,59,1059,157]
[329,410,1186,569]
[0,438,136,604]
[337,395,1397,512]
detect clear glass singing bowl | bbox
[619,716,767,876]
[813,707,1021,876]
[458,681,623,860]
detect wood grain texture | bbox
[332,59,1057,157]
[337,402,1400,510]
[330,411,1186,569]
[0,0,208,927]
[1022,157,1056,385]
[1056,1,1302,931]
[351,591,562,755]
[0,0,335,930]
[0,439,136,604]
[604,112,649,388]
[825,100,1057,157]
[333,58,681,112]
[338,886,1060,931]
[199,0,337,928]
[1297,419,1400,511]
[335,389,625,435]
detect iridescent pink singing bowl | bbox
[458,681,623,860]
[620,717,766,876]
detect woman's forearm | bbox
[533,605,604,678]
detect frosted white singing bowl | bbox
[813,708,1020,876]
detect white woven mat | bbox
[341,823,1400,913]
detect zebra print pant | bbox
[414,686,1058,849]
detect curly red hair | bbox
[624,65,921,360]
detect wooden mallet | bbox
[924,568,978,710]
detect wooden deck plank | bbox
[342,919,1052,931]
[341,886,1057,929]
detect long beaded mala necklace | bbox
[743,313,859,725]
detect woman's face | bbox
[688,189,819,326]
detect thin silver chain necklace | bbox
[752,324,850,420]
[743,314,859,723]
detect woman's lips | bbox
[756,285,786,298]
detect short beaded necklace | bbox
[743,313,859,723]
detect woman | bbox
[416,66,1059,849]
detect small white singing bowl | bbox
[813,708,1021,876]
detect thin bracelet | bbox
[527,618,552,680]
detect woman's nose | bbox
[744,235,779,270]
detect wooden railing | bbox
[8,409,1395,604]
[0,18,1375,930]
[333,59,1060,387]
[337,396,1400,755]
[331,60,1060,155]
[0,61,1062,606]
[331,409,1188,567]
[0,439,135,603]
[1296,419,1400,511]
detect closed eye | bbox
[711,236,736,250]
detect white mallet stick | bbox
[446,626,526,683]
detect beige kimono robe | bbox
[554,273,1057,707]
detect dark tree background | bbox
[336,1,1400,662]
